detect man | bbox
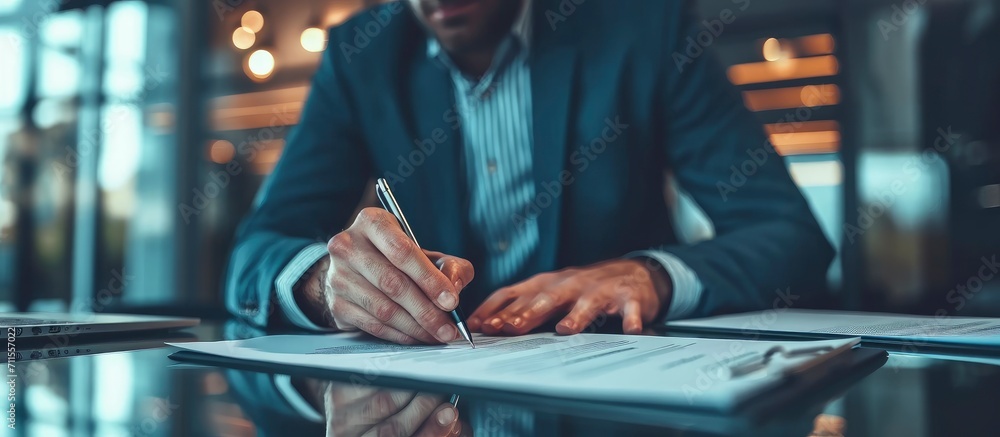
[226,0,834,345]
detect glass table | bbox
[4,320,999,437]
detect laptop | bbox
[2,312,199,340]
[14,332,198,362]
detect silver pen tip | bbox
[456,322,475,348]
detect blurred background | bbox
[0,0,998,318]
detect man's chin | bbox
[436,33,482,54]
[435,28,507,56]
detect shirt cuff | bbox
[625,250,704,320]
[273,374,324,423]
[275,242,337,331]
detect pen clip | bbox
[375,178,421,248]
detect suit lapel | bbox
[403,50,469,259]
[526,41,579,274]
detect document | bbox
[169,333,857,411]
[667,310,1000,348]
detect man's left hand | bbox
[467,259,672,336]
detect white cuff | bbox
[273,374,324,423]
[275,243,338,331]
[625,250,704,320]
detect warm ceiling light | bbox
[796,33,836,56]
[770,131,841,155]
[300,27,326,53]
[741,84,840,112]
[247,49,275,79]
[800,84,840,107]
[241,10,264,33]
[727,55,840,85]
[764,120,841,135]
[232,27,255,50]
[762,37,784,62]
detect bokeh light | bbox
[247,49,275,79]
[300,27,326,53]
[232,27,255,50]
[763,37,783,62]
[241,10,264,33]
[208,140,236,164]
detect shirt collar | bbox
[512,0,533,50]
[426,0,532,59]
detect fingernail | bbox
[436,324,457,342]
[454,279,464,290]
[437,291,457,309]
[468,316,480,327]
[436,406,456,426]
[560,320,575,331]
[510,317,523,327]
[488,318,503,328]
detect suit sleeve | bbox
[225,29,371,328]
[654,1,834,317]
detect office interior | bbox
[0,0,998,436]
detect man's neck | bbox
[448,46,498,79]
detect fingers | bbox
[469,272,558,329]
[328,382,379,414]
[360,393,446,437]
[413,403,461,437]
[487,291,564,336]
[501,291,564,335]
[337,268,439,344]
[331,299,424,345]
[481,295,534,335]
[344,235,458,343]
[357,208,460,312]
[472,272,569,335]
[621,299,643,335]
[328,389,415,437]
[468,287,517,332]
[556,294,603,335]
[427,251,475,292]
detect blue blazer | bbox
[226,0,834,327]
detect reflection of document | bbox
[668,310,1000,347]
[170,333,857,411]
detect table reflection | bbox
[298,378,469,437]
[224,366,545,436]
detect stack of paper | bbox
[667,310,1000,348]
[169,332,857,411]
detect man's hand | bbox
[467,259,671,336]
[297,378,468,437]
[297,207,475,345]
[325,385,467,437]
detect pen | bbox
[374,178,476,348]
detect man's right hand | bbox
[297,207,475,344]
